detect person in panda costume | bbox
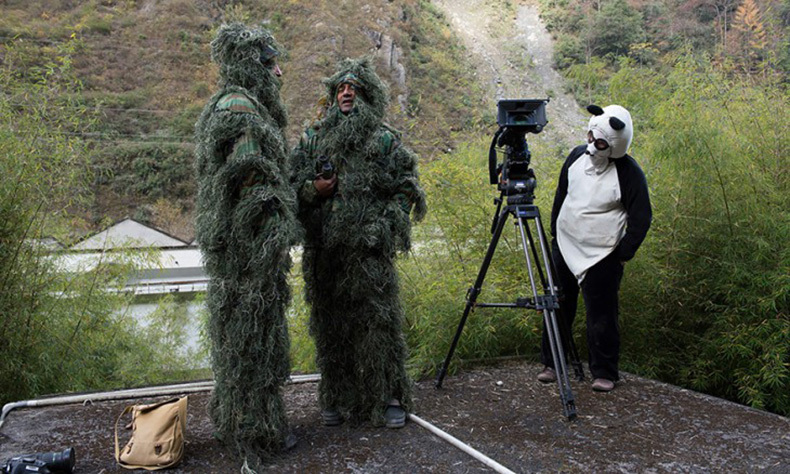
[538,104,652,392]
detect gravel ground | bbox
[1,361,788,473]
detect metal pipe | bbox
[409,413,516,474]
[0,374,321,431]
[4,374,517,474]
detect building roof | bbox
[31,237,65,251]
[70,218,188,250]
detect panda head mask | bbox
[585,105,633,168]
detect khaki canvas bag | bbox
[114,396,188,470]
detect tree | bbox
[590,0,646,57]
[0,35,194,404]
[730,0,769,69]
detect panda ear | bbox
[609,117,626,130]
[587,105,604,116]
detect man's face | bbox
[260,45,282,78]
[336,83,356,114]
[586,129,611,159]
[269,62,282,77]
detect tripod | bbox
[434,190,583,420]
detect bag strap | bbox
[114,404,136,466]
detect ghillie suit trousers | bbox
[194,88,295,460]
[304,243,411,423]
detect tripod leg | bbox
[532,216,585,381]
[525,226,584,381]
[435,208,510,389]
[516,213,577,420]
[543,308,577,419]
[555,305,585,381]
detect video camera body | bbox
[2,448,75,474]
[489,99,549,202]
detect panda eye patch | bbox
[587,131,609,150]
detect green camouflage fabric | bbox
[193,23,295,470]
[291,57,427,425]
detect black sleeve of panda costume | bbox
[615,155,652,261]
[550,145,587,239]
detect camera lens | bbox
[38,448,75,472]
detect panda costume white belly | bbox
[553,104,640,284]
[557,154,626,283]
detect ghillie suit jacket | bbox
[193,23,295,467]
[291,58,427,424]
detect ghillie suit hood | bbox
[194,22,296,470]
[324,57,389,120]
[292,57,426,253]
[311,57,391,157]
[211,22,287,130]
[291,57,427,425]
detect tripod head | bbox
[488,99,549,203]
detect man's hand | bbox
[313,174,337,198]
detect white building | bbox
[56,218,208,295]
[50,218,210,365]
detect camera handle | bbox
[488,128,503,185]
[434,200,581,420]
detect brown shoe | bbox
[537,367,557,383]
[592,378,615,392]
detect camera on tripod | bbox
[2,448,75,474]
[488,99,549,200]
[437,98,581,420]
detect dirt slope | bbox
[434,0,586,152]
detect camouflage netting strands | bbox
[291,57,427,425]
[193,23,295,468]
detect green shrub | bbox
[112,294,210,385]
[96,143,195,200]
[609,53,789,415]
[553,35,584,70]
[0,36,211,404]
[401,138,562,377]
[288,268,317,374]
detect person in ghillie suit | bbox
[193,23,296,469]
[291,57,427,428]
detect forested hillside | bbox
[0,0,483,241]
[540,0,788,90]
[527,0,789,414]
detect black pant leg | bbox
[580,252,624,381]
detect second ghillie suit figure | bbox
[194,23,295,467]
[292,58,427,428]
